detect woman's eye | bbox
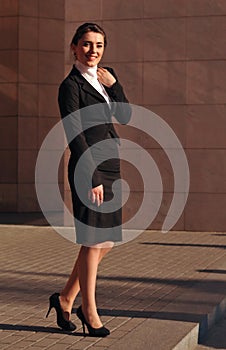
[82,42,103,49]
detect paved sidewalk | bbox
[0,225,226,349]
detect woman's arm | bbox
[58,79,102,190]
[98,67,132,124]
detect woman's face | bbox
[72,31,105,67]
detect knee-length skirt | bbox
[68,163,122,245]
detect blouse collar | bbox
[75,60,97,80]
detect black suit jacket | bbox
[58,65,131,188]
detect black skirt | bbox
[68,164,122,245]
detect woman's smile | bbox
[86,54,98,60]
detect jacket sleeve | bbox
[58,79,102,188]
[104,67,132,124]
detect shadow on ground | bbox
[198,313,226,349]
[0,323,84,337]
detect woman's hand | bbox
[97,67,116,87]
[88,184,104,206]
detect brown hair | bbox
[71,23,107,47]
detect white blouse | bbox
[75,60,111,105]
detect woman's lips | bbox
[86,55,97,60]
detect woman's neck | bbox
[75,60,97,78]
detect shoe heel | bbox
[46,296,54,318]
[82,321,86,335]
[46,305,52,318]
[76,305,109,337]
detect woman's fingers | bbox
[99,185,104,204]
[89,184,104,206]
[97,67,116,87]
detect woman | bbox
[46,23,131,337]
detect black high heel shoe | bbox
[46,292,76,331]
[76,305,110,337]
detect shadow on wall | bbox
[0,212,63,226]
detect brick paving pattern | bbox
[1,226,226,349]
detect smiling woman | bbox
[46,23,131,337]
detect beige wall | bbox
[1,0,226,231]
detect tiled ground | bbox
[1,226,226,349]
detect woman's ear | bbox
[71,43,77,59]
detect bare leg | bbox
[78,246,101,327]
[78,245,112,327]
[60,245,112,321]
[59,251,81,320]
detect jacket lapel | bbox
[69,66,108,104]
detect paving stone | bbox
[54,336,82,346]
[90,337,117,348]
[108,329,127,339]
[66,339,99,349]
[87,347,108,350]
[6,339,35,348]
[0,337,13,346]
[113,317,146,332]
[25,347,46,350]
[46,344,72,350]
[31,337,59,348]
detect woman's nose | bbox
[90,44,96,52]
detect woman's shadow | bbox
[0,323,84,337]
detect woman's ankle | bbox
[59,293,70,303]
[81,304,102,328]
[59,294,74,312]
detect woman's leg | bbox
[59,252,81,320]
[78,246,101,327]
[77,244,113,328]
[59,245,112,321]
